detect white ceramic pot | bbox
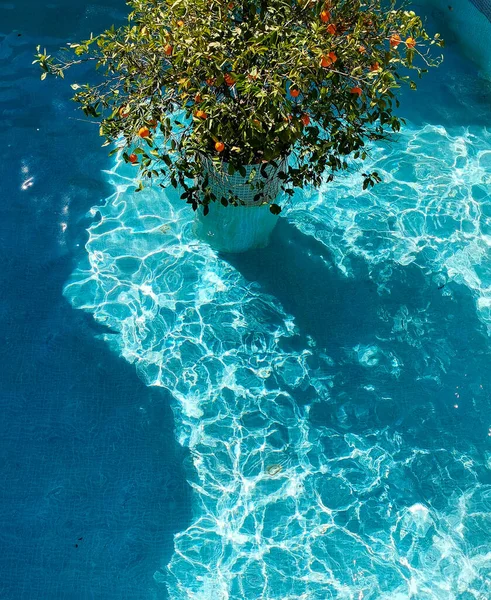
[194,201,279,253]
[193,157,287,253]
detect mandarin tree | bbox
[35,0,443,212]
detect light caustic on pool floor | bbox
[64,118,491,599]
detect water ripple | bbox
[65,118,491,598]
[288,124,491,330]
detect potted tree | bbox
[35,0,442,252]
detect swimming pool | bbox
[1,1,490,599]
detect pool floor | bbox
[1,1,491,599]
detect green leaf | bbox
[35,0,442,205]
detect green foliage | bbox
[35,0,443,211]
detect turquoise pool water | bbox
[1,1,491,599]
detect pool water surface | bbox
[1,1,491,599]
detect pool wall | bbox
[417,0,491,78]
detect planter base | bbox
[193,202,278,253]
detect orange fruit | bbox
[301,114,310,126]
[290,88,300,98]
[406,37,416,49]
[195,93,202,103]
[228,2,234,8]
[215,141,225,152]
[358,45,366,54]
[195,110,207,119]
[206,78,215,86]
[350,86,362,96]
[370,62,380,71]
[328,51,337,63]
[327,23,337,35]
[164,44,173,56]
[320,55,333,68]
[224,73,236,86]
[129,153,138,164]
[320,10,330,23]
[390,34,401,48]
[148,119,158,128]
[138,127,150,138]
[119,106,130,118]
[177,20,184,27]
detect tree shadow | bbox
[227,219,491,462]
[0,197,191,600]
[0,1,191,595]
